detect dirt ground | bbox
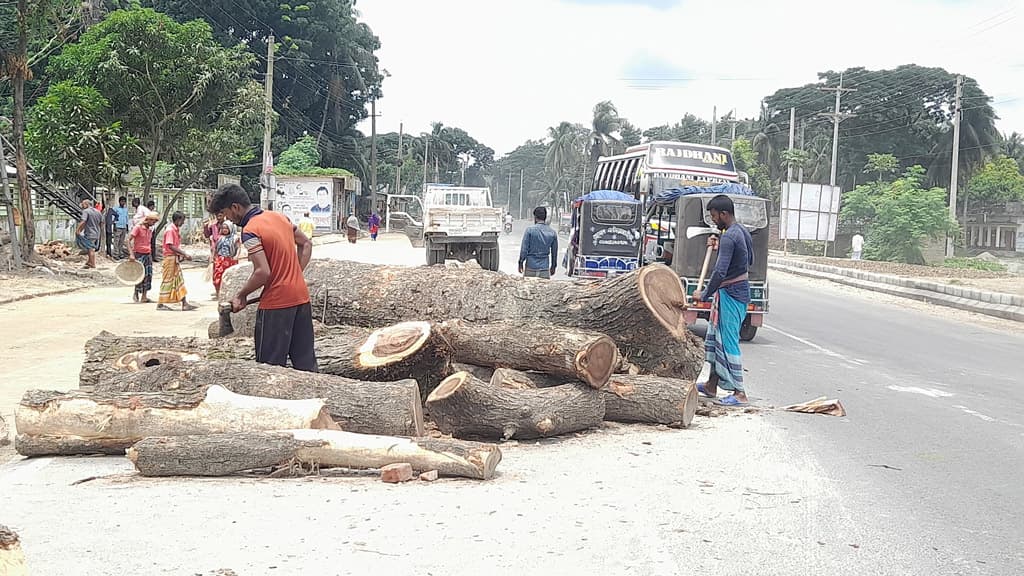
[802,256,1024,296]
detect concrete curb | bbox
[770,263,1024,322]
[0,286,88,306]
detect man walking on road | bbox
[518,206,558,279]
[157,211,198,312]
[696,195,753,407]
[127,212,158,303]
[851,233,864,261]
[210,183,318,372]
[76,199,102,269]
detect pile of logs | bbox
[14,261,704,482]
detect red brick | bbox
[380,463,413,483]
[418,470,439,482]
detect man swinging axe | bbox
[694,194,753,407]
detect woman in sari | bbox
[157,211,198,311]
[212,222,240,297]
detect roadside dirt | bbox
[800,256,1024,296]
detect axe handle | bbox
[694,244,714,302]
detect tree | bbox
[48,8,259,201]
[963,156,1024,215]
[840,165,956,264]
[545,121,587,202]
[276,135,321,174]
[588,101,622,178]
[1,0,81,255]
[26,81,141,195]
[1001,132,1024,173]
[619,120,642,147]
[863,153,899,182]
[732,138,771,197]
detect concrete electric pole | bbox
[395,122,403,195]
[947,75,963,258]
[370,99,378,212]
[260,34,275,209]
[818,73,856,257]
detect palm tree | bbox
[588,101,623,181]
[546,122,587,198]
[751,121,782,180]
[1002,131,1024,172]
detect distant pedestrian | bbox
[346,212,360,244]
[695,195,753,407]
[127,213,159,303]
[851,233,864,261]
[157,211,197,311]
[211,183,317,372]
[213,222,240,297]
[368,211,381,241]
[298,211,315,239]
[103,199,117,259]
[75,199,102,269]
[518,206,558,279]
[113,196,129,259]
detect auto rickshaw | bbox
[642,183,769,341]
[565,190,643,279]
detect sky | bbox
[357,0,1023,156]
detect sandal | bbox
[713,395,749,407]
[697,383,717,398]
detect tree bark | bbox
[0,525,27,576]
[490,367,565,389]
[426,372,605,440]
[93,359,424,437]
[81,327,450,397]
[126,429,503,480]
[218,260,701,379]
[452,363,495,382]
[15,385,336,457]
[602,375,698,428]
[437,320,618,389]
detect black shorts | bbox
[254,302,319,373]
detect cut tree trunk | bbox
[93,360,424,437]
[127,429,502,480]
[81,326,451,395]
[437,320,618,389]
[0,525,27,576]
[15,385,336,457]
[490,367,565,389]
[219,261,701,379]
[426,372,605,440]
[603,375,698,428]
[452,363,495,382]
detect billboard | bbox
[275,178,334,232]
[779,182,841,242]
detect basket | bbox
[115,260,145,286]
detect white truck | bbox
[421,185,502,270]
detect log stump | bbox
[93,360,424,437]
[603,375,698,428]
[438,320,619,389]
[15,385,336,457]
[127,430,502,480]
[426,372,605,440]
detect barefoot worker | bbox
[210,183,318,372]
[695,194,753,407]
[157,211,198,311]
[127,212,159,303]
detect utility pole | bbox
[711,106,717,146]
[728,109,739,143]
[0,131,23,268]
[786,107,796,183]
[507,172,513,215]
[422,135,429,193]
[518,168,524,220]
[819,73,856,257]
[260,34,275,210]
[370,99,378,212]
[395,122,403,195]
[798,120,806,183]
[947,75,963,257]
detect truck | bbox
[421,185,502,271]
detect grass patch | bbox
[942,257,1007,272]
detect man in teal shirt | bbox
[518,206,558,279]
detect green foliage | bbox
[48,8,258,196]
[276,136,321,174]
[780,149,810,173]
[942,257,1006,272]
[840,166,956,264]
[732,138,771,198]
[26,81,141,193]
[964,156,1024,212]
[863,153,899,181]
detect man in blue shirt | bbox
[696,194,753,407]
[518,206,558,279]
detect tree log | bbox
[126,429,502,480]
[220,260,701,379]
[426,372,605,440]
[81,326,451,395]
[490,367,565,389]
[0,525,27,576]
[437,320,618,389]
[603,375,698,428]
[452,363,495,382]
[93,360,424,437]
[14,385,336,457]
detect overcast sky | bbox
[357,0,1022,156]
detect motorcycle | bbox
[503,222,513,235]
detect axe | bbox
[685,226,721,303]
[217,297,260,337]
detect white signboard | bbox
[275,179,334,231]
[779,182,841,241]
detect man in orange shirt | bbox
[209,183,317,372]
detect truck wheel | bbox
[740,319,757,342]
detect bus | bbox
[592,141,746,202]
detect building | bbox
[963,202,1024,253]
[272,173,361,234]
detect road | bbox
[1,229,1022,575]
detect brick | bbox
[380,463,414,483]
[419,470,439,482]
